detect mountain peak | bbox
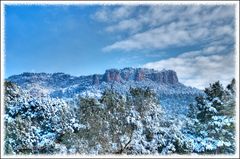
[101,67,178,84]
[6,67,190,98]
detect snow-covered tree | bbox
[187,79,236,154]
[5,78,235,155]
[4,81,83,154]
[59,87,196,155]
[123,88,193,155]
[59,89,135,154]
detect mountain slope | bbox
[7,68,200,96]
[7,67,203,115]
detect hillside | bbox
[7,68,202,114]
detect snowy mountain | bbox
[7,68,203,115]
[4,69,236,155]
[7,67,201,96]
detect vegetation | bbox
[3,79,236,155]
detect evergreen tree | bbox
[187,79,236,154]
[4,81,81,154]
[60,89,135,154]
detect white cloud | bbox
[143,47,235,89]
[105,19,142,33]
[96,5,234,52]
[103,22,233,52]
[94,8,109,22]
[111,6,134,20]
[92,5,236,89]
[93,6,134,22]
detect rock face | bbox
[135,68,145,81]
[120,68,135,81]
[147,70,178,84]
[101,68,178,84]
[8,67,180,98]
[166,70,179,84]
[7,67,203,101]
[92,74,100,85]
[8,68,179,88]
[103,69,122,83]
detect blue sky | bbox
[5,4,236,88]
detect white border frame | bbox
[1,1,239,158]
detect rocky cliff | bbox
[99,67,178,84]
[7,67,195,99]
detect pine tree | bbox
[59,89,135,154]
[187,79,236,154]
[4,81,80,154]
